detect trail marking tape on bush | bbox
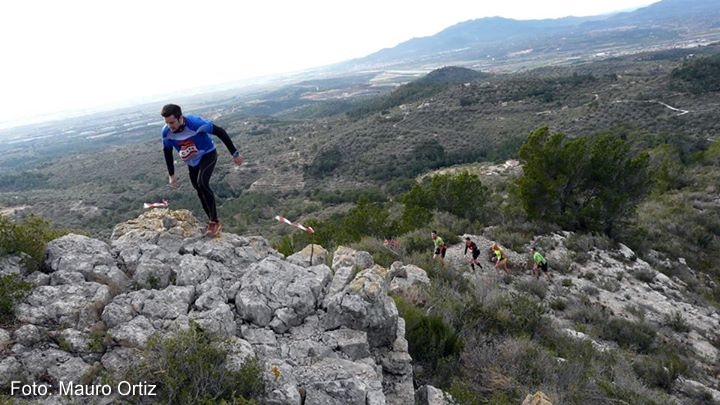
[275,216,315,234]
[143,200,169,209]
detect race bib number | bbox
[178,139,199,161]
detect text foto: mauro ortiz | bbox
[11,381,157,397]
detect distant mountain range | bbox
[333,0,720,73]
[215,0,720,118]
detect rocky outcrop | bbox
[522,391,553,405]
[415,385,457,405]
[5,209,416,404]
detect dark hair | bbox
[161,104,182,118]
[431,230,437,234]
[465,237,471,241]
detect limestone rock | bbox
[287,244,327,267]
[522,391,553,405]
[415,385,457,405]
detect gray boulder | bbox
[332,246,374,271]
[295,358,385,405]
[16,282,112,331]
[287,244,328,267]
[324,265,399,348]
[388,262,431,294]
[45,234,130,292]
[236,257,332,333]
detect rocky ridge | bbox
[0,209,440,405]
[2,208,719,403]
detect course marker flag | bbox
[143,200,169,209]
[275,215,315,234]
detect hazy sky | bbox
[0,0,659,126]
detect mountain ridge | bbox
[339,0,720,72]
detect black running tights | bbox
[188,150,218,221]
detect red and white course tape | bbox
[275,215,315,234]
[143,200,169,209]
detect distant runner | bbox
[491,242,510,275]
[464,237,483,271]
[431,230,447,267]
[530,246,552,281]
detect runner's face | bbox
[164,115,185,133]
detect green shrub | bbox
[598,318,657,354]
[481,219,553,252]
[516,279,548,300]
[663,311,690,333]
[399,229,435,256]
[596,277,621,292]
[624,304,647,321]
[349,237,400,268]
[394,295,464,387]
[572,251,591,264]
[88,324,108,353]
[567,302,609,326]
[633,268,657,283]
[398,171,489,231]
[517,128,649,236]
[465,293,547,338]
[0,215,67,272]
[633,351,688,392]
[549,299,567,311]
[133,322,264,404]
[565,232,613,253]
[581,285,600,296]
[275,235,294,257]
[0,273,32,325]
[447,380,481,405]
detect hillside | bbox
[0,209,718,404]
[0,6,719,404]
[0,46,719,236]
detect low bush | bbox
[350,236,401,268]
[633,268,657,283]
[565,232,613,253]
[581,285,600,296]
[132,322,264,404]
[596,276,621,292]
[598,318,658,354]
[0,274,32,325]
[0,215,67,272]
[516,279,548,300]
[663,311,690,333]
[549,299,567,311]
[465,292,547,338]
[394,295,464,388]
[633,351,689,392]
[567,302,609,326]
[399,229,435,256]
